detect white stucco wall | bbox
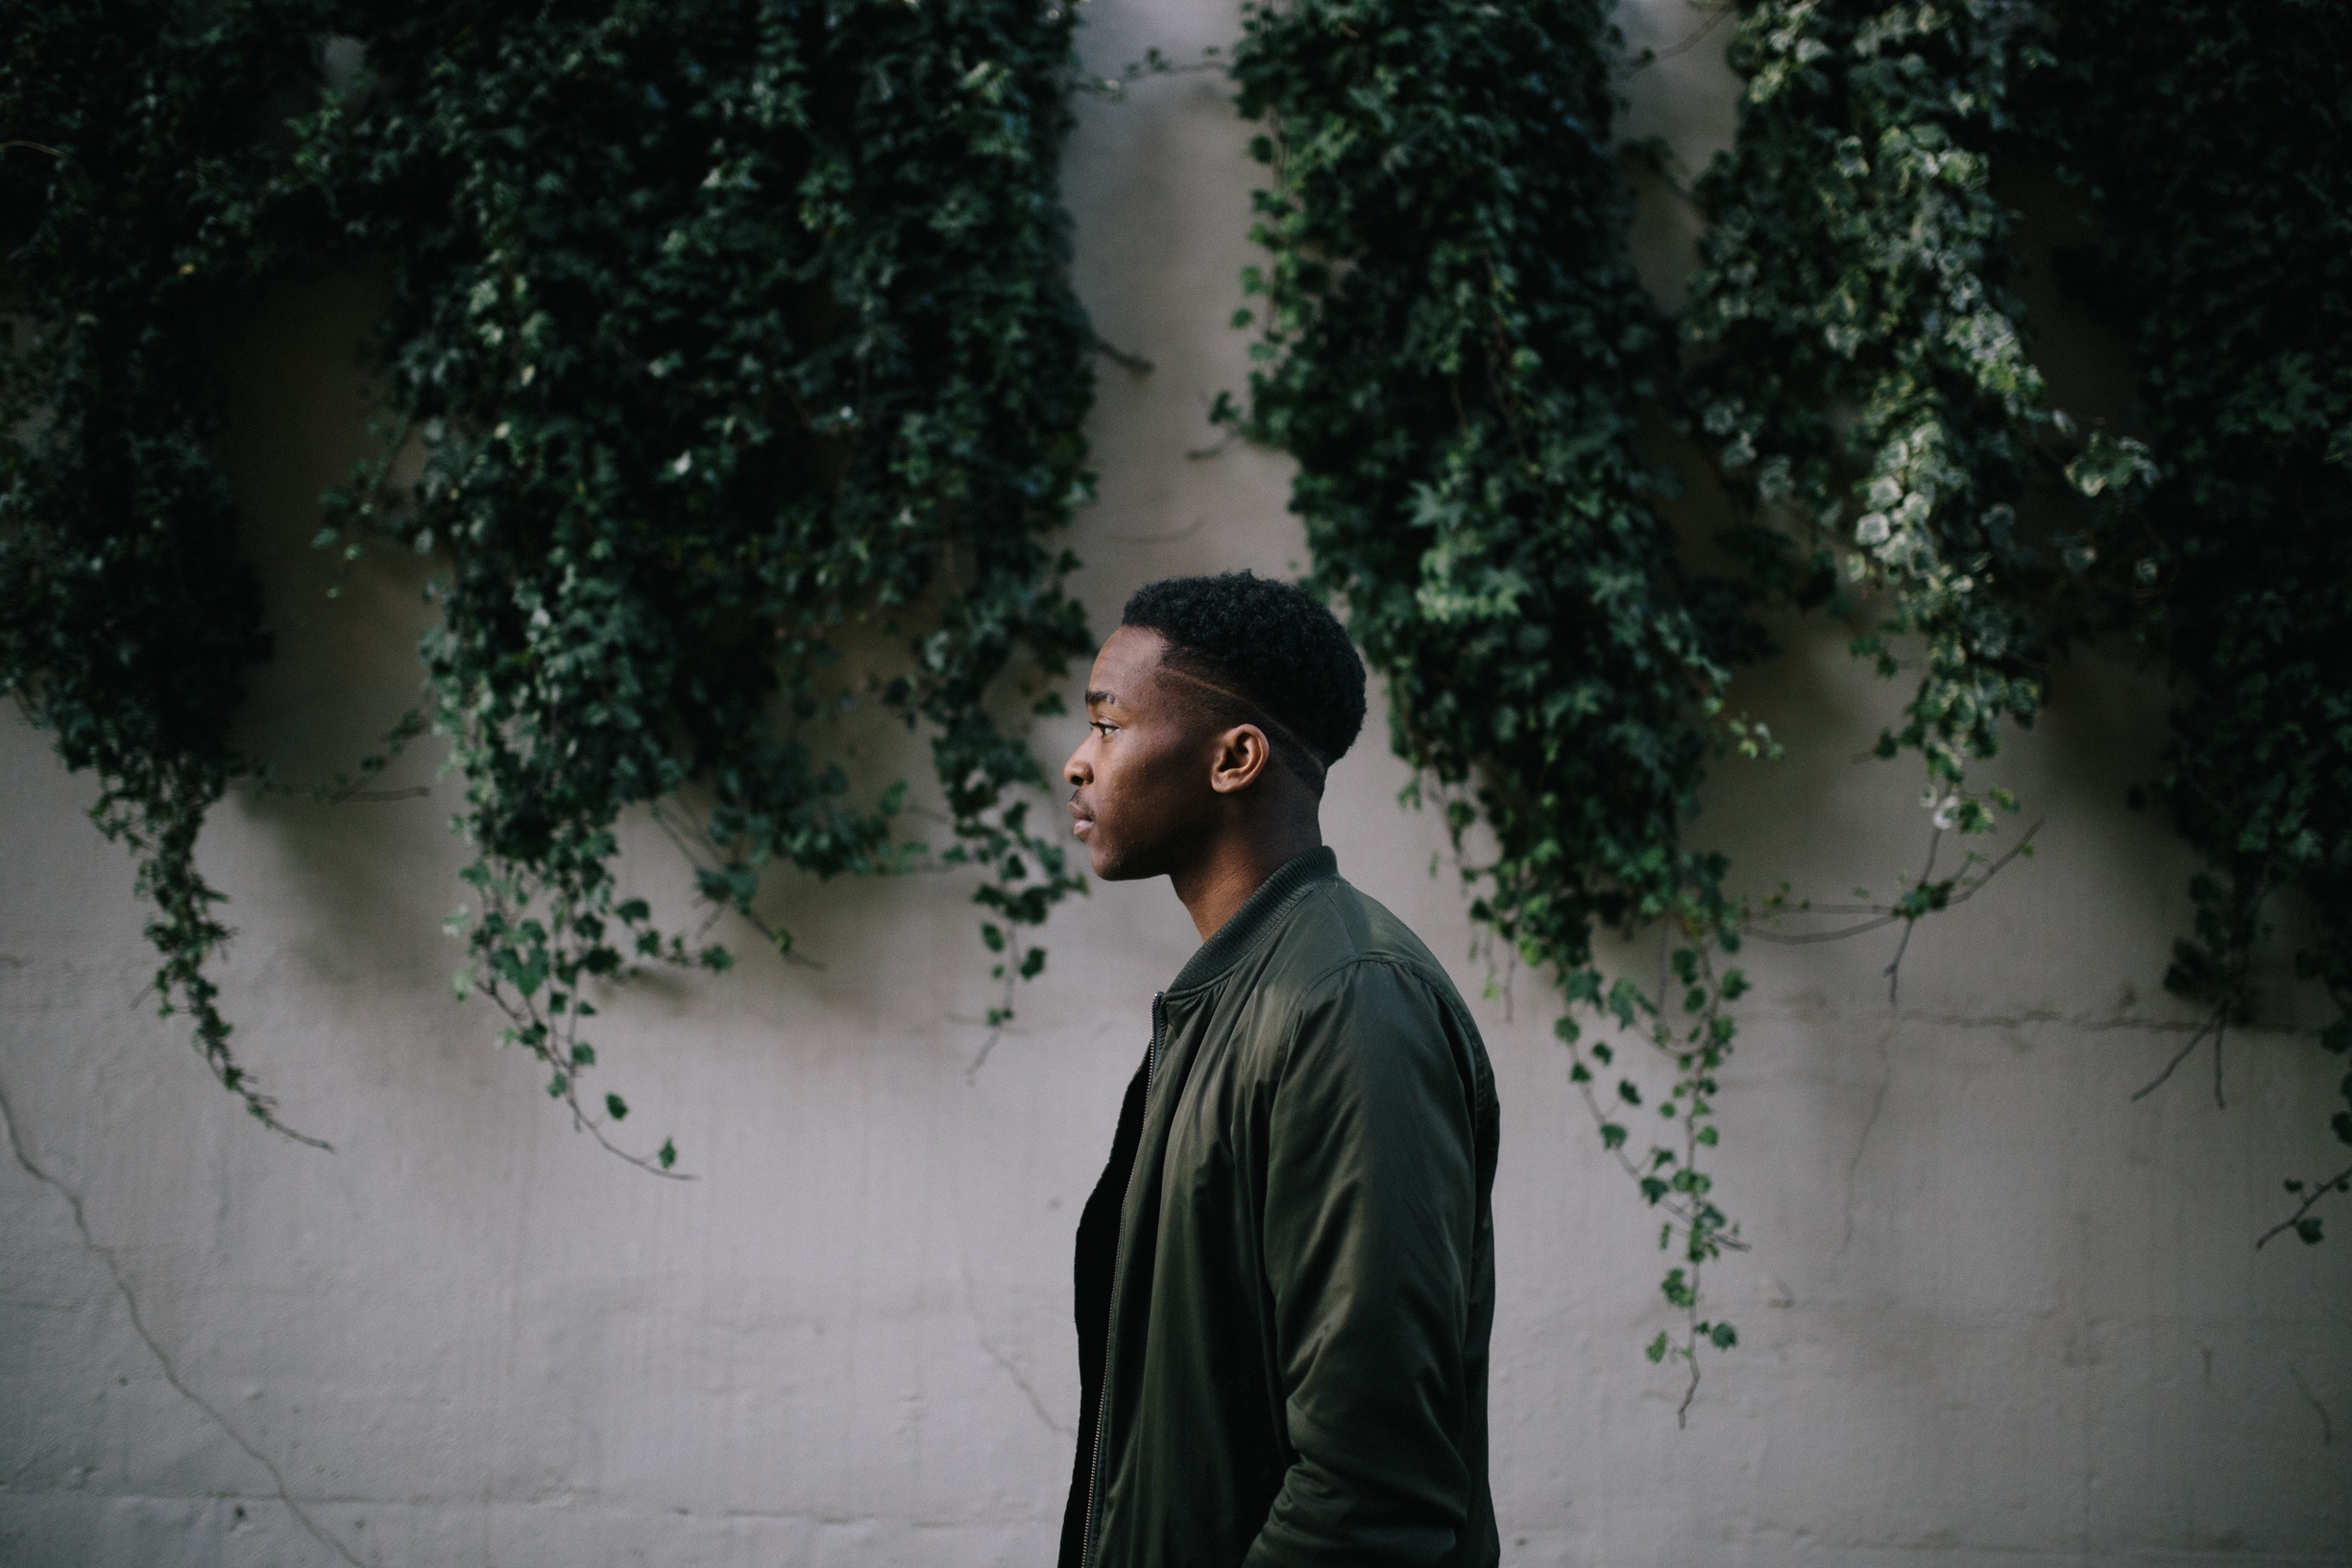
[4,3,2347,1564]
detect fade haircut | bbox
[1121,571,1367,797]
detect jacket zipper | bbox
[1080,989,1165,1568]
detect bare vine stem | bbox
[1620,1,1736,75]
[2129,1003,2229,1104]
[255,709,431,805]
[0,138,86,181]
[1742,819,2042,946]
[1090,335,1154,375]
[2258,1162,2352,1250]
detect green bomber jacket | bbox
[1057,847,1502,1568]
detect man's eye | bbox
[1091,721,1117,738]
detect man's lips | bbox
[1068,797,1094,837]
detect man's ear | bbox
[1206,723,1273,795]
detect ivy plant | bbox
[3,0,1096,1166]
[11,0,2343,1429]
[296,0,1094,1168]
[1223,0,1767,1419]
[1680,0,2132,823]
[2034,0,2352,1243]
[1,1,334,1141]
[1220,0,2351,1417]
[1683,0,2351,1244]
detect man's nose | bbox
[1063,741,1091,787]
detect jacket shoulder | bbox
[1261,877,1469,1017]
[1249,879,1497,1135]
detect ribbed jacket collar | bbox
[1165,846,1340,996]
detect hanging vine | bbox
[2,0,1095,1165]
[1669,1,2119,1194]
[1223,0,1767,1418]
[1,1,334,1141]
[2033,0,2352,1243]
[295,0,1094,1168]
[8,0,2341,1430]
[1220,0,2351,1418]
[1684,0,2352,1244]
[1679,0,2111,827]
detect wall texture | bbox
[3,3,2347,1564]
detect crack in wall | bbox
[2288,1363,2334,1447]
[1743,1003,2218,1035]
[1839,1023,1898,1257]
[0,1488,1025,1533]
[958,1266,1071,1438]
[0,1071,370,1568]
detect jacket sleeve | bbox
[1245,959,1483,1567]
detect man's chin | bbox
[1085,840,1159,883]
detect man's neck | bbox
[1169,821,1323,943]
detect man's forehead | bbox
[1086,626,1170,708]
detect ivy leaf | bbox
[1661,1267,1695,1308]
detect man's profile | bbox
[1056,571,1501,1568]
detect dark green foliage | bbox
[2,0,1093,1162]
[1224,0,1759,1410]
[10,0,2342,1361]
[0,1,331,1140]
[2036,0,2352,1238]
[301,0,1093,1159]
[1682,0,2351,1240]
[1226,0,2352,1406]
[1682,0,2118,814]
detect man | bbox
[1056,571,1501,1568]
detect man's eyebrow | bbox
[1084,688,1119,708]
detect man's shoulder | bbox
[1243,877,1493,1112]
[1260,874,1469,1016]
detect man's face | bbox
[1063,626,1222,881]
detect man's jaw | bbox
[1071,795,1140,880]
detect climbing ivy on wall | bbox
[1224,0,1767,1417]
[1,3,331,1141]
[1224,0,2352,1411]
[1681,0,2352,1242]
[2,0,1093,1165]
[1683,0,2091,817]
[297,0,1094,1169]
[7,0,2344,1423]
[2033,0,2352,1243]
[1655,0,2096,1389]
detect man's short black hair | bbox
[1121,571,1367,794]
